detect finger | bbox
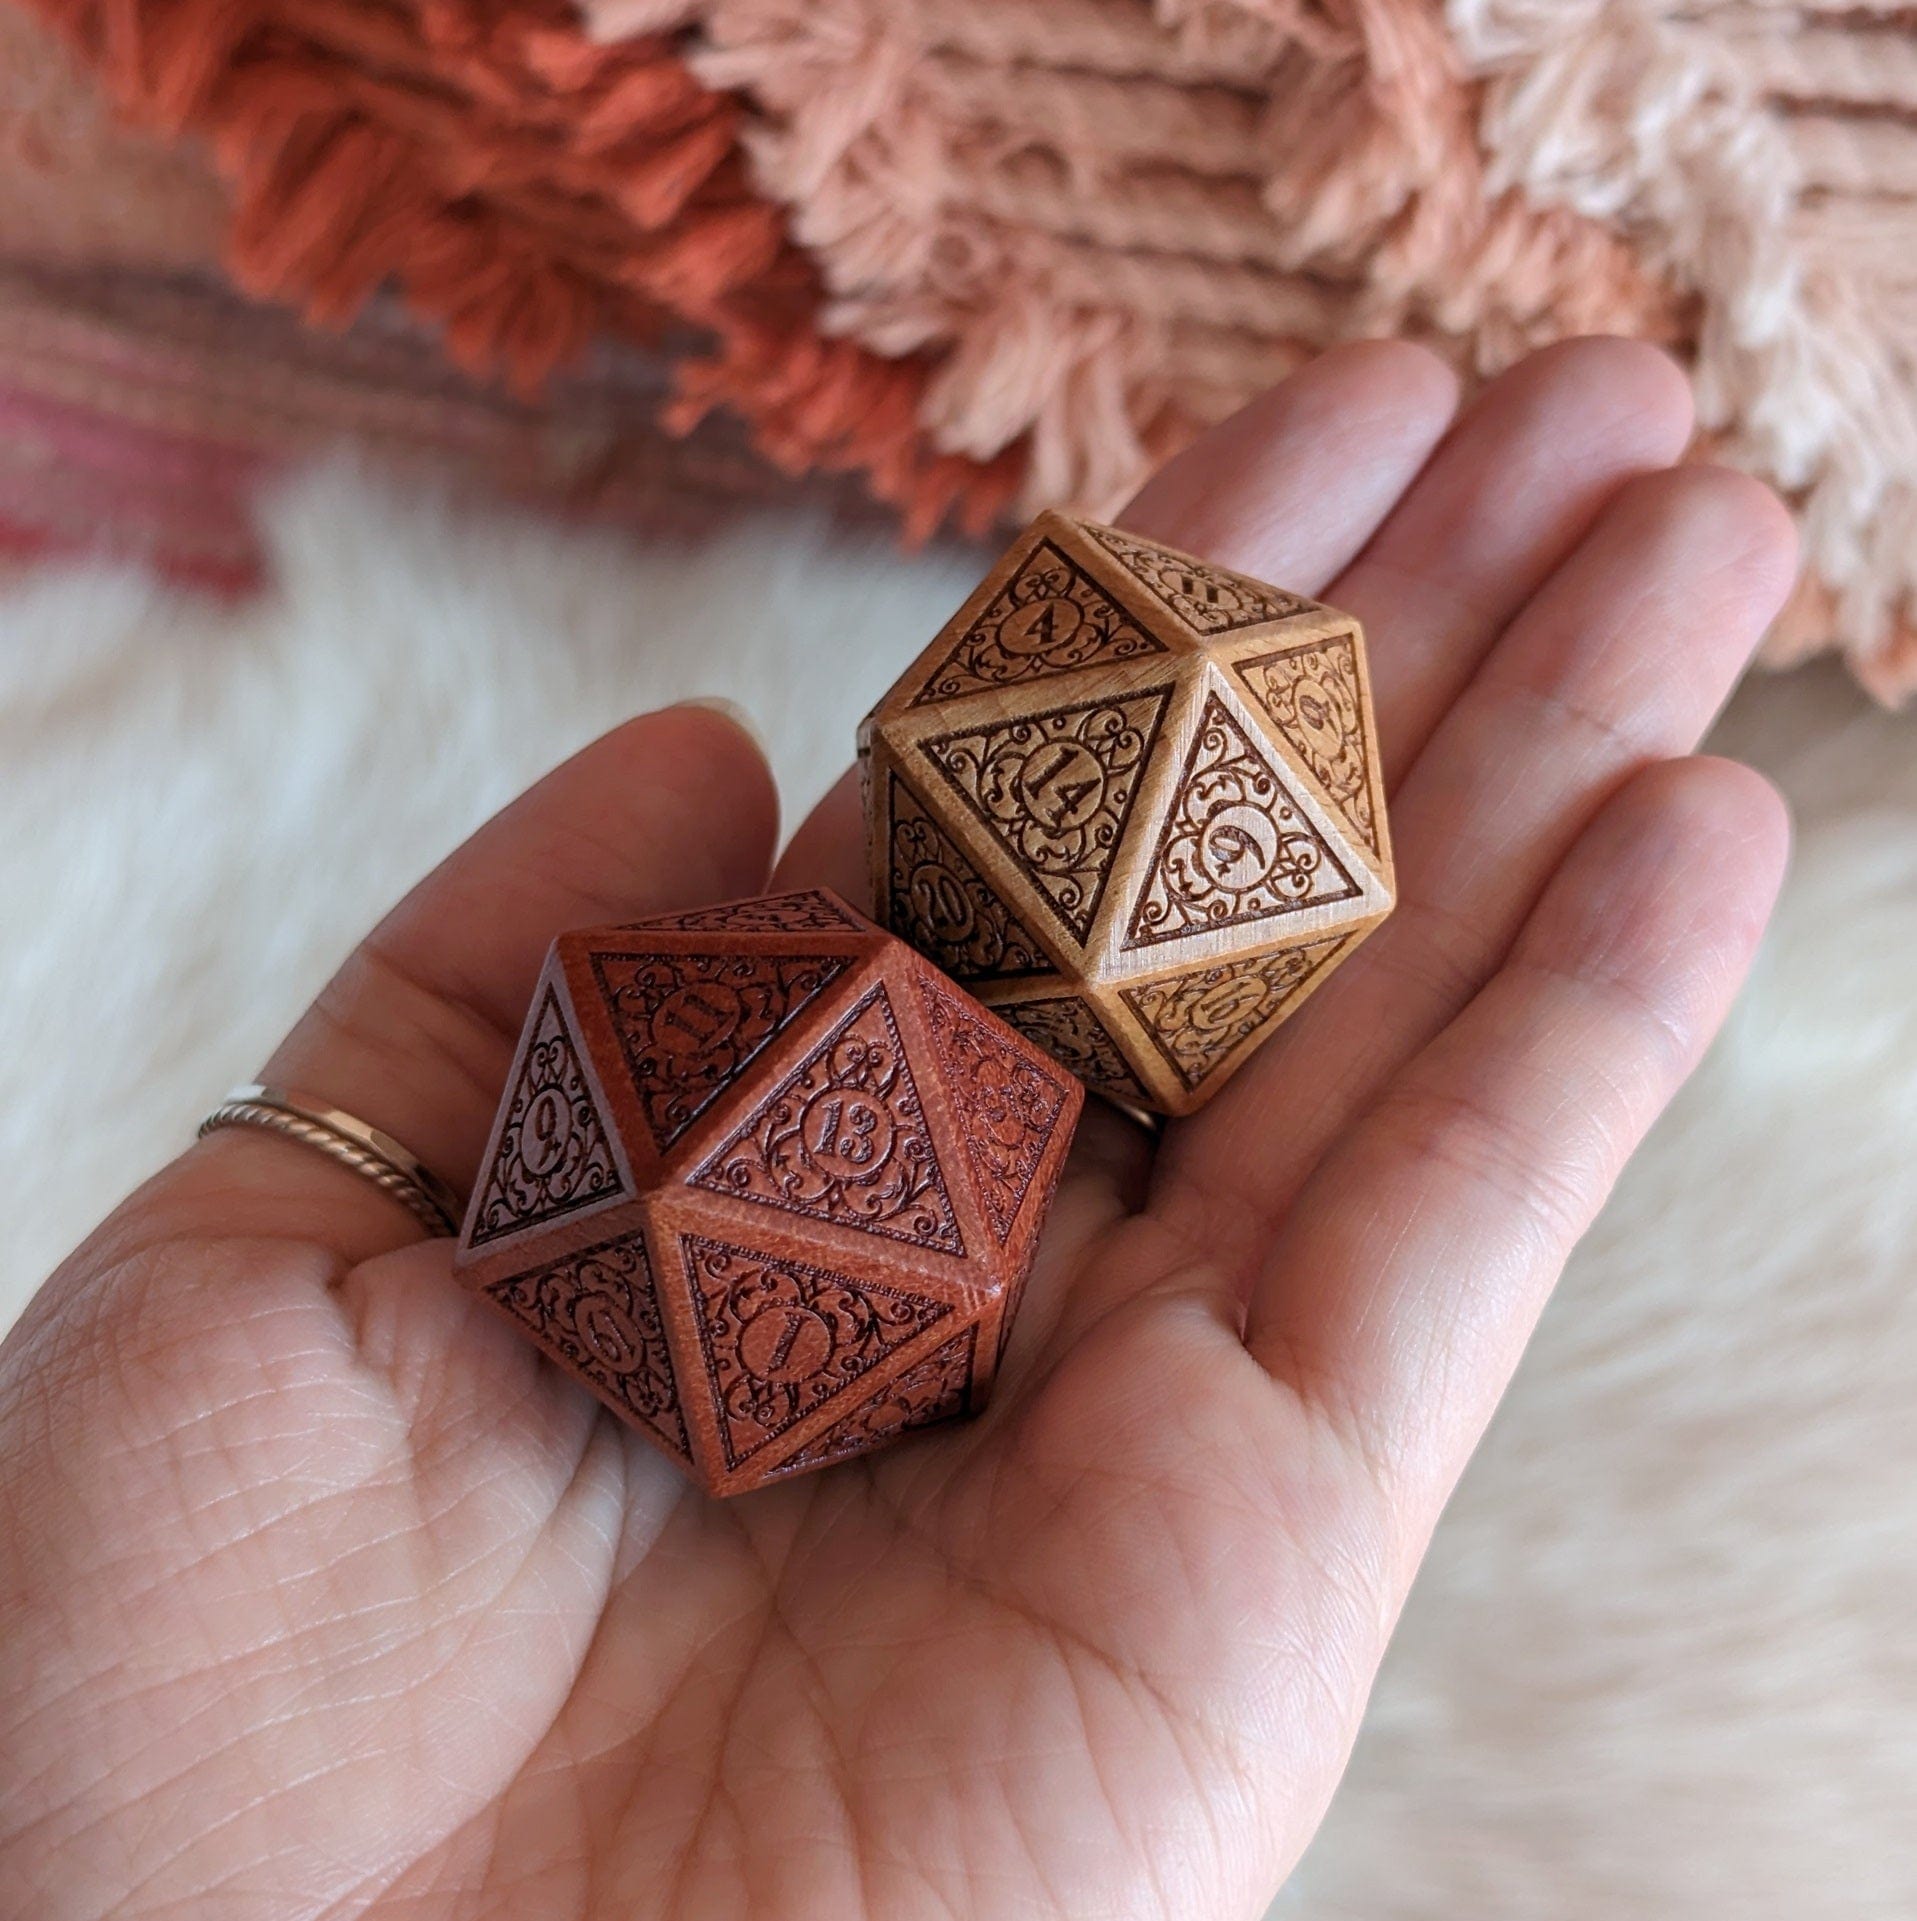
[771,764,864,900]
[770,340,1462,901]
[1160,463,1796,1275]
[1327,336,1696,766]
[147,705,779,1261]
[1123,337,1462,588]
[781,341,1685,924]
[1244,757,1789,1543]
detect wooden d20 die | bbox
[451,889,1082,1496]
[860,510,1396,1116]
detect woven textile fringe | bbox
[11,0,1019,540]
[656,0,1915,698]
[1454,0,1917,701]
[683,0,1671,505]
[9,0,1916,696]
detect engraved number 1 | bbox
[809,1098,845,1154]
[762,1311,804,1374]
[1023,745,1099,828]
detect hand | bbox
[0,340,1795,1920]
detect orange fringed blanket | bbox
[0,0,1017,562]
[5,0,1915,699]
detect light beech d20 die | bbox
[452,890,1081,1496]
[861,511,1395,1116]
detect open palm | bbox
[0,340,1796,1920]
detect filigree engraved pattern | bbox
[1121,939,1349,1090]
[618,891,860,934]
[1128,696,1360,947]
[1234,635,1379,853]
[922,688,1170,944]
[683,1236,951,1465]
[487,1231,687,1457]
[916,978,1069,1244]
[592,950,849,1151]
[775,1327,977,1473]
[911,540,1166,703]
[887,774,1049,981]
[1086,523,1308,636]
[693,987,963,1253]
[468,987,623,1246]
[994,995,1149,1103]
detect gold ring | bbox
[198,1085,465,1237]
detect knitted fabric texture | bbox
[6,0,1915,698]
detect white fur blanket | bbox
[2,469,1910,1916]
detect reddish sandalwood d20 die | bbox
[452,889,1082,1496]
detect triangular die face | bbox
[911,538,1168,705]
[773,1326,977,1476]
[886,773,1052,982]
[1121,938,1350,1092]
[617,891,862,934]
[1084,522,1310,637]
[921,686,1172,946]
[692,985,965,1255]
[1127,694,1361,948]
[993,994,1150,1106]
[486,1229,689,1460]
[916,977,1072,1244]
[682,1235,953,1468]
[468,986,625,1246]
[590,949,851,1152]
[1233,634,1383,856]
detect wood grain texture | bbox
[861,512,1396,1116]
[451,890,1082,1496]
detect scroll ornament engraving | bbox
[916,978,1068,1243]
[994,995,1148,1103]
[592,950,849,1150]
[776,1326,977,1472]
[469,987,621,1244]
[1235,636,1378,853]
[1129,696,1359,946]
[888,775,1050,980]
[1122,939,1349,1089]
[913,540,1166,703]
[684,1237,950,1465]
[619,891,860,934]
[694,987,964,1254]
[923,688,1169,943]
[1086,523,1309,636]
[488,1232,687,1456]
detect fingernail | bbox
[672,696,766,754]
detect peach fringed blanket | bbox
[6,0,1916,699]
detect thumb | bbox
[118,702,780,1266]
